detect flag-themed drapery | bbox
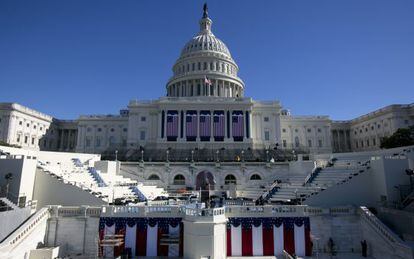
[213,111,225,141]
[99,217,183,258]
[199,111,211,141]
[232,111,244,140]
[226,217,311,257]
[185,111,197,141]
[166,111,179,141]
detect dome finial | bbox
[199,3,212,33]
[203,3,208,18]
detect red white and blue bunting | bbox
[99,217,183,257]
[226,217,311,257]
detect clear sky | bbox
[1,0,413,120]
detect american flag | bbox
[99,217,183,257]
[199,112,211,137]
[204,76,212,86]
[166,112,178,137]
[213,112,225,137]
[186,112,198,137]
[226,217,311,257]
[232,112,244,137]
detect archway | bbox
[148,174,160,180]
[250,174,262,180]
[173,174,186,185]
[196,171,215,190]
[224,174,237,185]
[196,171,215,203]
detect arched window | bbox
[250,174,262,180]
[224,174,237,185]
[148,174,160,180]
[173,174,185,185]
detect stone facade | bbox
[1,7,412,155]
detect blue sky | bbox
[0,0,413,120]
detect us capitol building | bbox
[0,6,413,159]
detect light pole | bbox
[191,150,194,163]
[115,150,118,161]
[292,150,296,161]
[216,150,220,162]
[141,150,144,162]
[241,150,245,162]
[166,150,169,162]
[266,149,269,162]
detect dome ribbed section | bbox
[180,33,231,58]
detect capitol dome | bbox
[166,4,245,98]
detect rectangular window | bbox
[31,137,35,145]
[283,139,287,148]
[24,136,28,144]
[19,121,22,125]
[355,141,358,148]
[198,62,201,70]
[373,138,376,146]
[282,128,286,133]
[140,131,146,140]
[264,117,269,122]
[307,128,311,133]
[264,131,270,141]
[96,138,101,147]
[17,135,20,142]
[192,63,195,71]
[308,139,312,147]
[366,139,370,146]
[141,116,146,122]
[318,140,322,147]
[86,138,91,147]
[318,128,321,133]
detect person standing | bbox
[361,240,367,257]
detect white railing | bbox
[359,206,413,257]
[0,208,49,250]
[185,207,225,217]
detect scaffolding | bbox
[98,229,125,258]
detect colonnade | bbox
[159,110,252,142]
[167,79,243,98]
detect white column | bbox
[243,111,247,140]
[196,110,200,141]
[164,110,167,140]
[60,130,64,151]
[157,112,162,139]
[229,110,233,139]
[183,110,187,140]
[224,110,228,140]
[248,111,252,140]
[178,111,182,140]
[210,110,214,141]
